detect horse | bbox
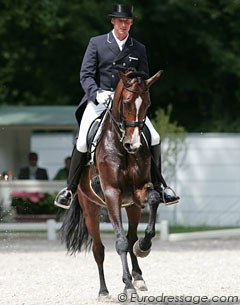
[61,69,162,300]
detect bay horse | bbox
[61,69,162,300]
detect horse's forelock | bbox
[124,76,144,87]
[127,71,148,80]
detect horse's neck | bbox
[104,115,120,141]
[110,99,120,119]
[99,114,125,155]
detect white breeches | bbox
[76,101,160,152]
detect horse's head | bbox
[112,70,162,154]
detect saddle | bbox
[86,111,106,157]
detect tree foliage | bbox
[140,0,240,131]
[151,105,187,182]
[0,0,113,105]
[1,0,240,131]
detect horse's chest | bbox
[121,159,148,178]
[118,165,147,192]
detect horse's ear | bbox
[118,70,128,82]
[146,70,163,88]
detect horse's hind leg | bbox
[126,205,148,291]
[80,198,109,298]
[133,190,160,257]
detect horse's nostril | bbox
[124,143,131,150]
[123,142,139,154]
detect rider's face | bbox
[111,17,133,40]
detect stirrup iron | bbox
[54,187,74,210]
[162,186,179,206]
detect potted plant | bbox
[11,191,59,222]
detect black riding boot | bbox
[151,143,180,205]
[54,148,87,209]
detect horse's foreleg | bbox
[106,198,136,296]
[133,190,160,257]
[126,205,148,291]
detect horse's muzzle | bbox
[123,141,141,154]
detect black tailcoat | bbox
[75,31,149,124]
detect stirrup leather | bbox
[54,187,74,210]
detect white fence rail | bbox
[1,220,240,242]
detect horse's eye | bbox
[123,100,132,113]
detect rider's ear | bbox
[146,70,163,88]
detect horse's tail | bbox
[60,194,92,254]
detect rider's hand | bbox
[96,90,114,105]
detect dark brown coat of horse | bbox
[61,70,162,300]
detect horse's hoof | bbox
[97,293,112,302]
[123,288,137,301]
[133,239,151,258]
[133,279,148,291]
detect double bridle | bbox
[107,79,149,142]
[120,80,149,128]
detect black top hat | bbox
[108,4,134,18]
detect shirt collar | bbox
[112,30,129,51]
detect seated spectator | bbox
[53,156,71,181]
[1,171,12,181]
[18,152,49,180]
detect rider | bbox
[54,4,180,209]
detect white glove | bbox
[96,90,114,105]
